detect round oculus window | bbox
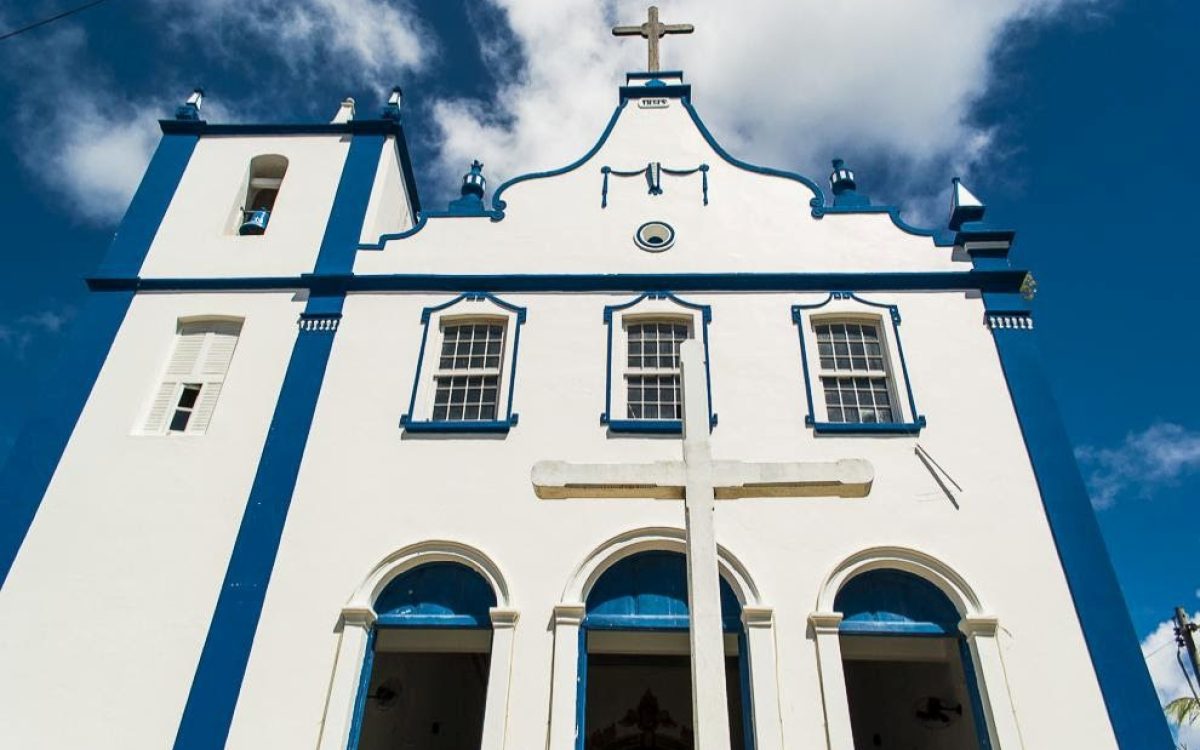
[635,221,675,252]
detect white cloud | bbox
[1142,615,1200,747]
[1077,423,1200,509]
[0,307,76,360]
[431,0,1098,213]
[3,0,434,226]
[157,0,432,90]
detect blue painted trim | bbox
[626,70,684,81]
[838,621,953,636]
[173,295,344,750]
[986,323,1173,747]
[400,292,526,433]
[807,421,925,435]
[346,627,376,750]
[400,419,516,434]
[738,630,756,750]
[488,101,629,219]
[791,292,926,435]
[620,84,691,100]
[583,614,742,631]
[0,132,197,586]
[314,135,386,275]
[358,208,501,248]
[813,204,957,247]
[97,134,199,277]
[959,638,994,750]
[604,419,683,435]
[87,269,1031,295]
[679,98,824,206]
[678,98,952,244]
[374,614,492,628]
[601,292,717,432]
[0,292,133,585]
[159,119,405,137]
[575,623,588,750]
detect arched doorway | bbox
[835,568,990,749]
[580,550,752,750]
[348,562,497,750]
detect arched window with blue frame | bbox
[834,568,991,749]
[348,562,497,750]
[579,550,752,750]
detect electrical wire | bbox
[0,0,113,43]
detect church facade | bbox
[0,63,1171,749]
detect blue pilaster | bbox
[988,315,1173,747]
[314,134,385,276]
[172,299,342,750]
[173,132,381,748]
[0,132,197,586]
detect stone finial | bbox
[447,160,488,214]
[829,158,869,207]
[331,97,356,124]
[949,177,986,230]
[174,88,205,121]
[461,160,486,198]
[382,86,403,120]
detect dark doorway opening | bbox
[842,636,981,749]
[357,645,491,750]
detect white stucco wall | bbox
[141,135,352,279]
[0,292,303,748]
[220,290,1114,750]
[0,78,1118,750]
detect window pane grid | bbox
[432,375,500,421]
[433,322,505,422]
[438,323,504,371]
[815,322,886,373]
[821,376,894,424]
[626,374,682,420]
[625,321,689,420]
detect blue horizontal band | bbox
[87,270,1030,295]
[159,119,405,137]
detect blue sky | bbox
[1,0,1197,733]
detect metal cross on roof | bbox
[612,5,694,73]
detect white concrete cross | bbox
[612,6,694,73]
[532,341,874,750]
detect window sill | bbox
[603,414,719,434]
[400,415,518,434]
[807,417,926,435]
[605,419,684,434]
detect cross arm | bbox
[710,459,874,499]
[531,460,686,499]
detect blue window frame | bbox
[578,551,753,750]
[834,568,991,749]
[347,562,497,750]
[792,292,925,434]
[400,292,526,433]
[601,291,717,434]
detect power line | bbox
[0,0,113,43]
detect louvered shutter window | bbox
[143,319,242,435]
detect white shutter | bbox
[200,329,239,378]
[143,381,179,434]
[186,382,222,434]
[140,319,243,436]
